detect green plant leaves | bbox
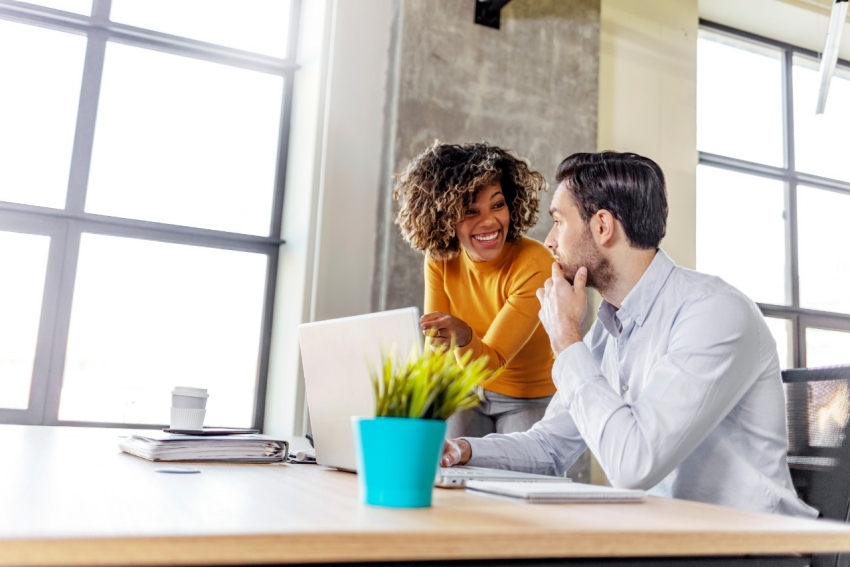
[369,337,501,420]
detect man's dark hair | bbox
[554,151,668,249]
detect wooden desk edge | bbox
[4,530,850,567]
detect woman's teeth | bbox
[473,231,499,242]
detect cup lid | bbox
[171,386,208,398]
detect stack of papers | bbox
[118,431,289,463]
[466,480,646,503]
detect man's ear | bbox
[594,209,616,246]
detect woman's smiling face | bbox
[455,183,511,262]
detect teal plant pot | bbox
[352,417,447,508]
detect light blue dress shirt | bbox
[465,249,817,517]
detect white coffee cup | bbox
[170,387,208,430]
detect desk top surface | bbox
[3,424,850,566]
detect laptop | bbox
[297,307,571,486]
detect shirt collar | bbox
[597,301,622,338]
[598,249,676,328]
[618,249,676,326]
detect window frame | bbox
[0,0,301,429]
[699,20,850,368]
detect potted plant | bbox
[352,339,499,508]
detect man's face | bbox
[544,184,612,291]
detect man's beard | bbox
[556,227,616,294]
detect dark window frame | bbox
[0,0,302,429]
[699,20,850,368]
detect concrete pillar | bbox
[373,0,601,313]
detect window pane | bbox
[793,56,850,183]
[696,166,787,305]
[697,31,784,166]
[0,232,50,409]
[806,328,850,367]
[25,0,91,14]
[109,0,291,58]
[59,235,268,426]
[86,43,283,235]
[764,317,792,370]
[798,186,850,314]
[0,20,86,209]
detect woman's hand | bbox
[420,312,473,348]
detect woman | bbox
[393,141,556,438]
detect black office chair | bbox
[783,364,850,567]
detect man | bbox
[442,151,816,517]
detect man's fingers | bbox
[574,266,588,293]
[536,288,544,303]
[551,262,566,279]
[441,440,460,466]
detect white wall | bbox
[263,0,394,437]
[591,0,699,484]
[598,0,699,270]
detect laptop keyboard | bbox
[439,468,487,476]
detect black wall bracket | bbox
[474,0,512,30]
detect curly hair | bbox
[393,141,547,260]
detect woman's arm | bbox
[424,255,451,314]
[422,256,474,346]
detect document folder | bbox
[466,480,646,503]
[118,431,289,463]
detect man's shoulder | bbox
[668,264,745,296]
[664,265,758,319]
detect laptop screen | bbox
[298,307,421,471]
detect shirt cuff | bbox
[462,436,505,468]
[553,341,601,407]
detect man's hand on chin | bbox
[536,264,587,357]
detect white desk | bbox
[2,424,850,566]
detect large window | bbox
[0,0,300,428]
[697,21,850,369]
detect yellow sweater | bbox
[424,236,556,399]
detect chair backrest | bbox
[782,365,850,567]
[782,364,850,522]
